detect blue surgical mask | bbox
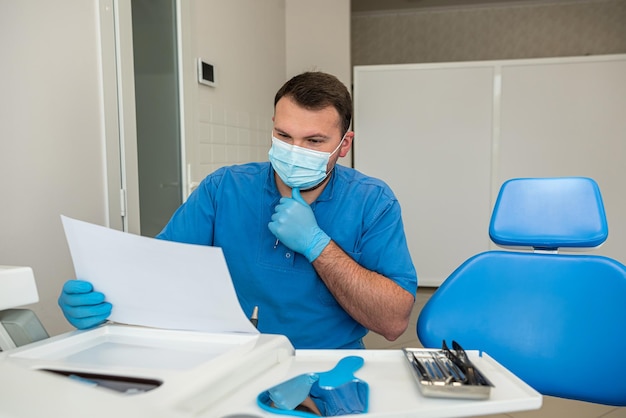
[268,134,345,190]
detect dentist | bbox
[59,71,417,349]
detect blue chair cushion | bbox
[489,177,608,249]
[417,251,626,406]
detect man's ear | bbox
[339,131,354,157]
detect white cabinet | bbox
[354,55,626,286]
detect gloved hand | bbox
[268,188,331,262]
[58,279,112,329]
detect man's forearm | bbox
[312,240,415,341]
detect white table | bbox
[0,325,542,418]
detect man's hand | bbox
[268,188,331,262]
[58,279,112,329]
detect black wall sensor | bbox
[197,58,216,87]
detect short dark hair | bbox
[274,72,352,135]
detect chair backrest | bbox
[416,177,626,406]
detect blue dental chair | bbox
[417,177,626,406]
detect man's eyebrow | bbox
[274,128,291,137]
[304,133,331,140]
[275,128,331,140]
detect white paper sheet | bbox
[61,216,259,335]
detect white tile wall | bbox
[197,103,272,178]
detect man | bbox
[59,71,417,349]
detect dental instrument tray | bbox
[403,341,494,400]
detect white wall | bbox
[181,0,287,187]
[182,0,352,189]
[286,0,351,83]
[354,55,626,286]
[0,0,109,336]
[0,0,352,337]
[285,0,353,166]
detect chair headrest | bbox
[489,177,608,250]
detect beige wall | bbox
[180,0,287,187]
[352,0,626,65]
[286,0,351,83]
[0,0,352,337]
[285,0,353,166]
[0,1,108,336]
[182,0,352,189]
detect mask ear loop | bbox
[298,130,349,192]
[330,132,347,157]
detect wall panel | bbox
[354,54,626,286]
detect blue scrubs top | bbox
[157,162,417,349]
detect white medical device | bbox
[0,265,541,417]
[0,325,542,417]
[0,266,48,350]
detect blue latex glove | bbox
[268,188,331,262]
[309,380,369,416]
[257,356,369,417]
[58,279,112,329]
[310,356,369,416]
[268,373,319,410]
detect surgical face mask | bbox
[268,133,345,190]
